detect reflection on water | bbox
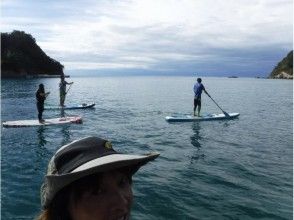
[190,122,205,163]
[60,108,72,146]
[190,122,201,149]
[37,126,47,147]
[35,124,71,171]
[60,124,71,146]
[35,127,50,172]
[60,108,65,118]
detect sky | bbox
[1,0,293,77]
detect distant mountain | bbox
[268,51,293,79]
[1,30,64,78]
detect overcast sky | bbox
[1,0,293,76]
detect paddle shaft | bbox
[66,83,73,94]
[205,92,230,116]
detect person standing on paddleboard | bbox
[59,74,73,107]
[193,78,208,117]
[36,84,50,123]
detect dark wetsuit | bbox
[36,89,46,121]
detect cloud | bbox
[1,0,293,76]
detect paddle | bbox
[65,83,73,94]
[205,92,230,117]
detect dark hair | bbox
[38,84,45,93]
[197,78,202,83]
[36,167,134,220]
[36,184,72,220]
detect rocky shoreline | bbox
[268,51,293,80]
[269,71,293,79]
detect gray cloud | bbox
[2,0,292,76]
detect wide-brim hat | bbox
[41,136,159,208]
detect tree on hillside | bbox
[269,51,293,79]
[1,30,64,77]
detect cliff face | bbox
[1,30,64,78]
[269,51,293,79]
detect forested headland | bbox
[1,30,64,78]
[268,51,293,79]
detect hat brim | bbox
[42,152,159,208]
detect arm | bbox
[39,92,50,97]
[202,84,209,95]
[201,84,206,93]
[37,92,50,100]
[203,89,209,97]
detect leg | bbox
[38,112,42,121]
[60,93,65,106]
[37,103,43,122]
[197,100,202,116]
[40,104,45,122]
[193,98,197,116]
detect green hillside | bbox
[269,51,293,79]
[1,30,64,78]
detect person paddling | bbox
[193,78,208,117]
[36,84,50,123]
[59,74,73,107]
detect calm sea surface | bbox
[1,76,293,219]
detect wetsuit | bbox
[36,89,46,121]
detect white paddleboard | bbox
[2,116,82,128]
[165,113,240,122]
[45,103,95,110]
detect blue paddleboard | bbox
[45,103,95,110]
[165,112,240,122]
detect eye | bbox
[119,176,130,187]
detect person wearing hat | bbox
[193,77,208,117]
[36,136,159,220]
[36,84,50,123]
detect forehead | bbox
[101,170,129,181]
[84,169,130,182]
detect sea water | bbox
[1,76,292,219]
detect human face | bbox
[68,170,133,220]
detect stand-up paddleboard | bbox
[165,113,239,122]
[45,103,95,110]
[2,116,82,128]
